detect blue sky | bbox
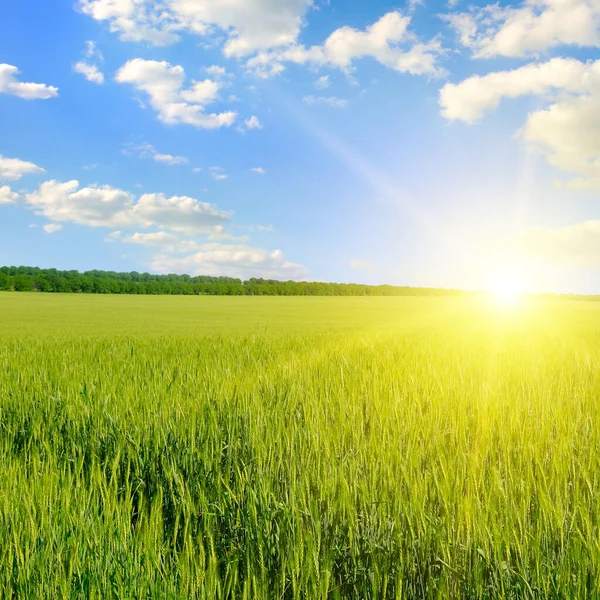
[1,0,599,292]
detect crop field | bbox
[1,292,600,598]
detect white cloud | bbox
[151,242,307,279]
[108,229,304,278]
[80,3,444,78]
[132,193,231,233]
[74,41,105,84]
[26,180,135,228]
[115,58,237,129]
[251,167,266,174]
[349,259,374,270]
[0,156,45,180]
[244,115,263,129]
[74,61,105,84]
[192,167,203,173]
[109,230,183,247]
[408,0,424,11]
[78,0,314,56]
[23,180,232,234]
[43,223,63,234]
[84,40,104,62]
[445,0,600,58]
[315,75,330,89]
[0,186,19,205]
[522,95,600,191]
[246,12,446,78]
[211,172,229,180]
[124,142,188,165]
[303,95,348,108]
[0,64,58,99]
[206,65,233,78]
[439,57,600,123]
[439,57,600,189]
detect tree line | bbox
[0,266,466,297]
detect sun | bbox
[488,276,524,307]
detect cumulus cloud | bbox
[439,57,600,123]
[445,0,600,58]
[251,167,266,174]
[78,0,313,56]
[23,180,232,234]
[43,223,63,234]
[206,65,233,78]
[244,115,263,129]
[150,242,307,279]
[303,95,348,108]
[132,193,231,233]
[74,41,105,84]
[0,64,58,99]
[123,142,188,165]
[115,58,237,129]
[0,186,19,205]
[80,2,444,78]
[74,61,104,84]
[246,12,446,78]
[440,57,600,189]
[0,156,45,180]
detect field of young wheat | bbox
[1,292,599,598]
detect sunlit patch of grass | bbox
[0,293,599,598]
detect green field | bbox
[1,292,600,598]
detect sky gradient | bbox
[1,0,599,293]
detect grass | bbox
[1,292,600,598]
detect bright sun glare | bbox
[488,276,524,307]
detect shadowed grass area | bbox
[1,293,600,598]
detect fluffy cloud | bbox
[74,41,105,84]
[78,0,313,56]
[131,193,231,233]
[205,65,233,78]
[0,64,58,99]
[439,58,600,123]
[150,242,307,279]
[303,95,348,108]
[26,180,135,228]
[115,58,237,128]
[445,0,600,58]
[24,180,231,233]
[0,186,19,205]
[123,142,188,165]
[43,223,63,234]
[0,156,45,180]
[80,3,444,78]
[522,95,600,191]
[244,115,262,129]
[251,167,266,175]
[246,12,446,78]
[74,61,104,84]
[439,58,600,189]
